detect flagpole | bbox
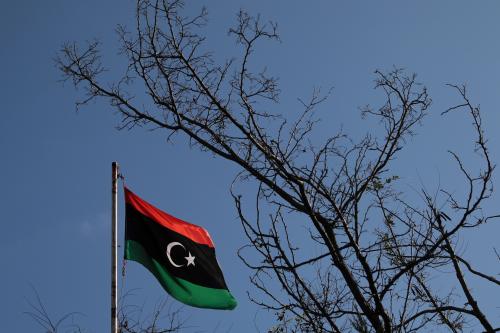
[111,162,119,333]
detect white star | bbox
[185,252,196,267]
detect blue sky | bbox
[1,1,499,332]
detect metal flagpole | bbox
[111,162,119,333]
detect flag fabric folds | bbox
[124,187,237,310]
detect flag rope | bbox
[119,172,127,281]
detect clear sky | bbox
[1,1,499,332]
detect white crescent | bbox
[166,242,185,267]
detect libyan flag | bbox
[124,187,237,310]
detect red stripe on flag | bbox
[125,187,214,248]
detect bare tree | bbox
[26,288,186,333]
[25,288,84,333]
[57,1,499,332]
[118,292,186,333]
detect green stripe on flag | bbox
[125,240,237,310]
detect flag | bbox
[124,187,237,310]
